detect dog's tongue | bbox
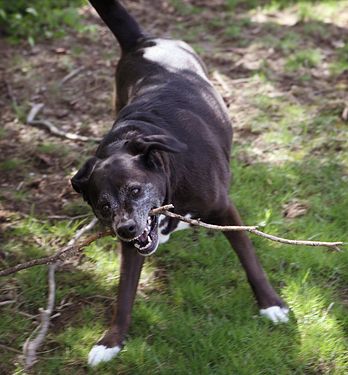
[138,231,148,243]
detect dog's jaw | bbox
[88,344,121,367]
[114,214,160,256]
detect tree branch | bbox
[0,230,112,277]
[0,204,343,277]
[27,103,101,142]
[22,218,99,369]
[23,263,57,369]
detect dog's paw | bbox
[88,345,121,367]
[259,306,289,324]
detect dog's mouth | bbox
[130,215,159,256]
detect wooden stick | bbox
[162,209,343,248]
[0,230,112,277]
[60,66,85,86]
[27,103,101,142]
[0,206,172,277]
[248,229,343,248]
[0,205,344,277]
[22,217,100,369]
[23,263,57,369]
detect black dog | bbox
[72,0,289,366]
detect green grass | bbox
[0,157,26,171]
[0,0,85,44]
[285,49,323,71]
[36,143,70,157]
[330,43,348,76]
[169,0,203,16]
[1,154,347,374]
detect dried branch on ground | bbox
[27,103,101,143]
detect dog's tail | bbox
[89,0,145,52]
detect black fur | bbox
[72,1,287,365]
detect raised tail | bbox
[89,0,145,52]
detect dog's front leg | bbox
[88,243,145,366]
[214,201,289,324]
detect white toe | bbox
[260,306,289,324]
[88,345,121,367]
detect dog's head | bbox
[71,134,186,256]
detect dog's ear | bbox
[71,157,98,195]
[127,134,187,156]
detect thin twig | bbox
[22,218,99,369]
[23,264,57,369]
[164,210,343,248]
[0,342,23,354]
[27,103,101,142]
[0,230,112,277]
[0,207,171,277]
[60,66,85,86]
[67,217,98,246]
[248,229,343,248]
[212,70,231,97]
[47,213,91,220]
[162,210,258,232]
[0,204,343,278]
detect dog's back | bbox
[91,0,233,216]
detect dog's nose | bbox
[116,220,137,239]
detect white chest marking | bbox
[143,39,209,82]
[158,213,192,244]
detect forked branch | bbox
[0,204,343,277]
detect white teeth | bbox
[139,235,152,250]
[134,243,141,249]
[147,217,151,225]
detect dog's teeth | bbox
[134,243,141,249]
[147,217,151,225]
[139,237,152,250]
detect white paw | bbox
[260,306,289,324]
[88,345,121,367]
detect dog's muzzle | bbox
[115,215,160,256]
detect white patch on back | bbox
[88,345,121,367]
[143,39,209,82]
[259,306,289,324]
[158,213,192,244]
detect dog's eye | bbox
[101,204,111,216]
[130,187,141,198]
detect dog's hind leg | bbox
[212,201,289,324]
[88,243,144,366]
